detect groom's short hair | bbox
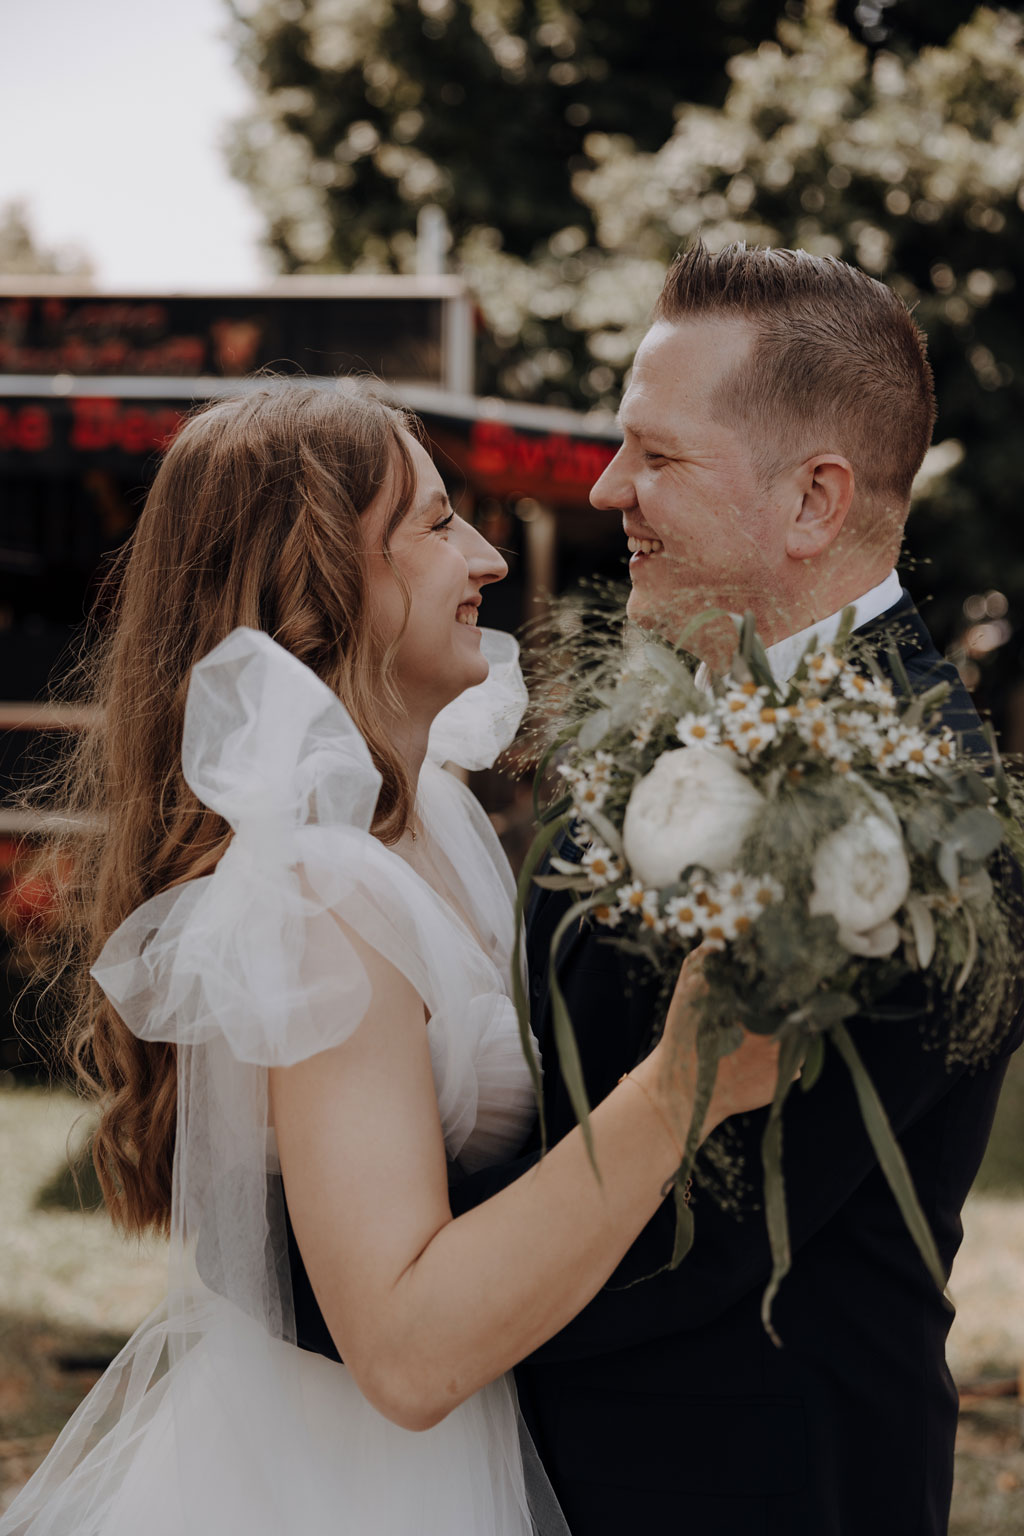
[653,242,936,507]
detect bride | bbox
[3,381,779,1535]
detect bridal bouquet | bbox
[515,606,1024,1338]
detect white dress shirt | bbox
[694,568,903,692]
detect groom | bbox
[453,243,1024,1534]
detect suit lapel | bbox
[855,590,990,756]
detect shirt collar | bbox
[764,568,903,686]
[694,569,903,692]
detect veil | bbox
[3,627,568,1536]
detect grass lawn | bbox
[1,1070,1022,1526]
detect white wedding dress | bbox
[2,627,569,1536]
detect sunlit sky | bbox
[2,0,268,289]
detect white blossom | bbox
[809,799,911,946]
[593,901,623,928]
[663,894,702,938]
[622,747,765,886]
[805,648,845,688]
[581,843,623,885]
[675,711,721,748]
[616,880,663,931]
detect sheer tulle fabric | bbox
[2,627,566,1536]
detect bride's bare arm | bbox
[270,929,776,1432]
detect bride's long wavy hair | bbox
[27,380,419,1236]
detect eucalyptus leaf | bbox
[833,604,857,653]
[831,1023,945,1294]
[936,841,960,892]
[664,1181,693,1269]
[885,643,913,700]
[804,992,859,1030]
[948,806,1005,861]
[533,873,592,892]
[960,765,994,808]
[905,894,936,970]
[982,722,1010,801]
[954,908,979,994]
[578,708,612,752]
[760,1033,805,1345]
[667,1022,721,1270]
[739,612,778,693]
[901,681,950,731]
[906,804,948,855]
[677,607,732,654]
[538,791,573,827]
[547,894,608,1175]
[861,650,889,687]
[959,867,993,906]
[512,813,571,1143]
[800,1032,826,1093]
[640,639,701,705]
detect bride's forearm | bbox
[274,931,773,1432]
[368,1052,687,1429]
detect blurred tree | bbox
[0,200,92,277]
[224,1,977,404]
[225,0,789,273]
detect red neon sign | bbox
[468,420,616,500]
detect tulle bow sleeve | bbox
[427,628,528,771]
[91,627,386,1066]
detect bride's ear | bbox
[784,455,855,561]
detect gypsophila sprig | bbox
[519,598,1024,1342]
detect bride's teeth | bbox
[627,537,664,556]
[456,606,478,625]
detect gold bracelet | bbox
[618,1071,684,1164]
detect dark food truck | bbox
[0,277,621,1068]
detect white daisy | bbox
[663,894,702,939]
[581,844,624,886]
[675,711,722,748]
[593,902,623,929]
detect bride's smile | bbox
[363,433,507,727]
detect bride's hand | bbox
[651,945,782,1141]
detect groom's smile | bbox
[593,317,788,660]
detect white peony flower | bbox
[622,747,765,887]
[809,798,910,949]
[837,918,902,957]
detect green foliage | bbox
[225,0,788,270]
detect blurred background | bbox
[1,2,1023,1528]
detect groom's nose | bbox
[590,447,635,512]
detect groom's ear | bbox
[784,455,855,561]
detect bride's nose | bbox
[461,519,509,587]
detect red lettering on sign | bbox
[467,421,616,499]
[0,404,53,451]
[18,405,51,451]
[71,398,118,450]
[67,398,184,454]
